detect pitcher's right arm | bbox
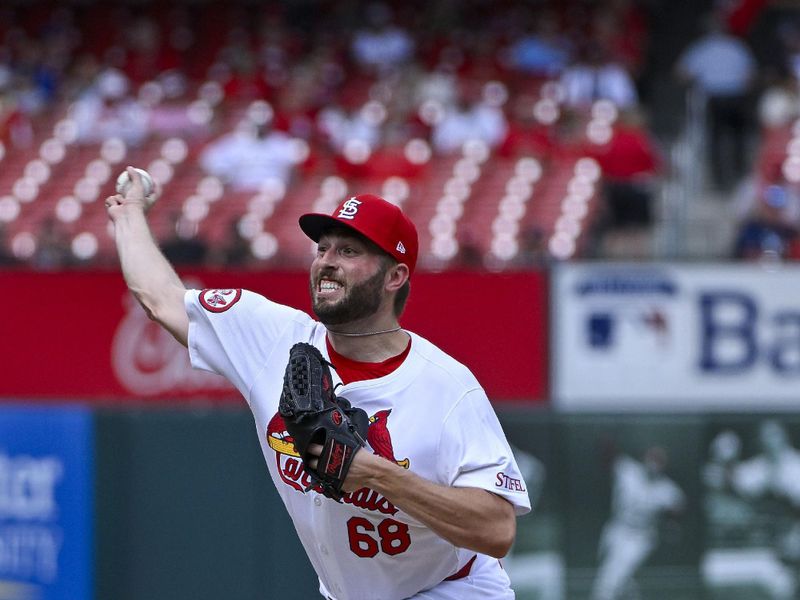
[106,166,188,346]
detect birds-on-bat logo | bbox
[267,407,410,484]
[368,409,409,469]
[267,407,409,511]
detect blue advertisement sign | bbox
[0,405,93,600]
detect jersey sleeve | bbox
[184,288,313,401]
[437,388,532,516]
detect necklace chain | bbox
[325,326,403,337]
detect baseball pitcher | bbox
[106,168,531,600]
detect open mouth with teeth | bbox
[317,278,344,298]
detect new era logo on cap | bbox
[298,194,419,275]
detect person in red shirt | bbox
[588,109,662,257]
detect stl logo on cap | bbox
[299,193,418,275]
[337,197,362,220]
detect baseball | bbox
[116,167,156,206]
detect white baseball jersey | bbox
[733,449,800,503]
[609,457,684,535]
[185,288,531,600]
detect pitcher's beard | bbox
[310,266,386,326]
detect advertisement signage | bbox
[554,264,800,410]
[0,271,547,402]
[0,405,93,600]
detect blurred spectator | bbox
[453,228,484,269]
[70,67,149,145]
[457,29,504,82]
[272,82,318,142]
[732,180,799,261]
[733,161,800,223]
[515,226,551,268]
[63,52,101,100]
[295,42,347,108]
[207,218,254,268]
[4,0,776,270]
[591,0,650,81]
[350,3,414,76]
[318,101,383,154]
[4,10,77,113]
[431,93,507,155]
[18,47,60,108]
[724,0,771,38]
[560,42,639,111]
[589,109,662,258]
[222,55,273,102]
[160,216,209,266]
[122,16,164,84]
[675,14,757,192]
[145,75,207,138]
[757,69,800,130]
[778,19,800,82]
[504,11,571,78]
[499,93,559,158]
[593,110,661,224]
[0,94,34,149]
[200,120,299,191]
[414,64,458,108]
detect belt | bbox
[325,554,476,599]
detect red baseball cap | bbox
[299,194,419,275]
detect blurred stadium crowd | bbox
[0,0,799,270]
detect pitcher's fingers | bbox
[308,443,324,457]
[125,166,144,195]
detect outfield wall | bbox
[3,405,798,600]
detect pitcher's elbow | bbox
[131,284,185,324]
[492,531,516,559]
[130,290,159,321]
[482,519,516,558]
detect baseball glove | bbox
[279,342,368,501]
